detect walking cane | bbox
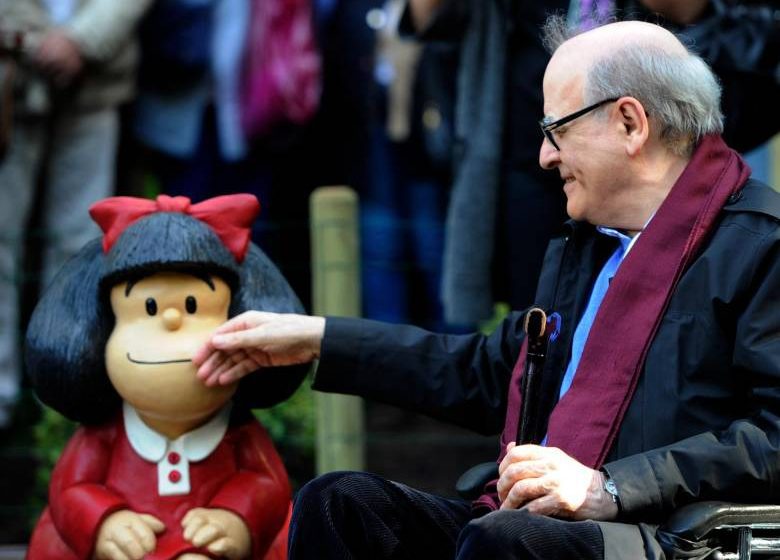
[455,307,552,500]
[516,307,548,444]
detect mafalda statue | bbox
[25,194,307,560]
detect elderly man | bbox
[194,19,780,560]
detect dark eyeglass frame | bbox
[539,97,620,151]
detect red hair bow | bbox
[89,194,261,263]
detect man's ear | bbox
[615,97,649,156]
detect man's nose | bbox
[162,307,183,331]
[539,137,560,170]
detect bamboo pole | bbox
[310,186,365,473]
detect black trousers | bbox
[289,471,605,560]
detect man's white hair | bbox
[543,16,724,156]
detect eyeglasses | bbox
[539,98,620,151]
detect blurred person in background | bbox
[131,0,320,216]
[131,0,320,303]
[405,0,570,328]
[132,0,257,202]
[360,0,460,331]
[0,0,153,428]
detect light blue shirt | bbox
[557,227,639,399]
[541,225,641,445]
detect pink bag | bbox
[241,0,321,138]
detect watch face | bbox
[605,479,618,495]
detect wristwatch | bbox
[602,471,622,512]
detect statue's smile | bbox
[126,353,191,365]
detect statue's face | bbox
[106,271,235,429]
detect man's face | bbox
[106,271,236,427]
[538,56,629,227]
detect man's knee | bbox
[293,471,391,521]
[290,472,406,559]
[457,510,525,559]
[457,510,604,560]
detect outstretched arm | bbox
[193,311,325,386]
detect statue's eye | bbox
[185,296,197,314]
[145,298,157,316]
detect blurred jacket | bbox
[132,0,251,162]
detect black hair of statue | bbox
[125,271,215,297]
[25,212,307,425]
[25,239,119,424]
[100,212,240,295]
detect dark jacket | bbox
[315,178,780,523]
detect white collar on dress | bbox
[123,401,232,463]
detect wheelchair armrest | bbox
[456,462,499,500]
[662,501,780,542]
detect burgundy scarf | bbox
[475,135,751,511]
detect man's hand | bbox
[193,311,325,386]
[497,443,618,521]
[34,29,84,87]
[94,510,165,560]
[181,508,251,560]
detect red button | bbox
[168,470,182,483]
[168,452,181,465]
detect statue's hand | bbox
[95,509,165,560]
[182,508,251,560]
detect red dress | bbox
[27,410,291,560]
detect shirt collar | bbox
[123,401,232,463]
[596,212,656,256]
[596,225,635,254]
